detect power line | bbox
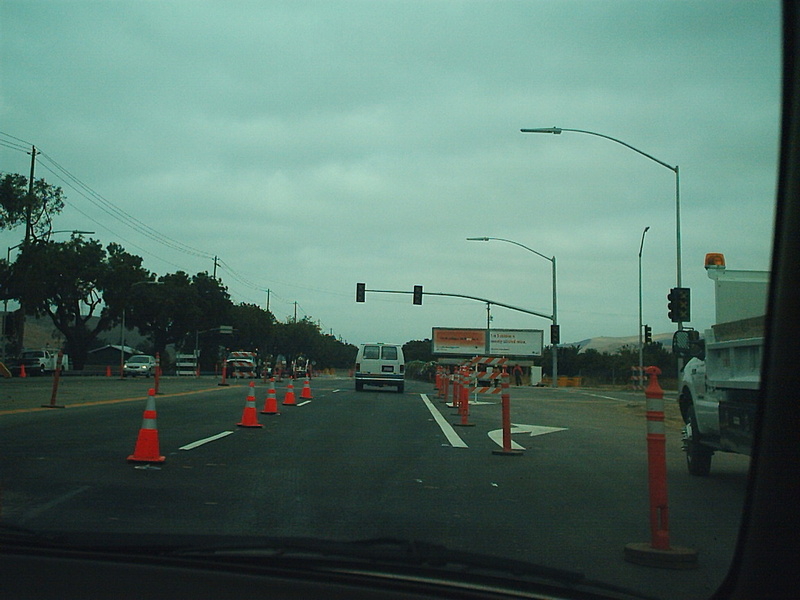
[0,133,326,311]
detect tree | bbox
[403,339,434,363]
[272,317,322,365]
[7,238,149,368]
[229,303,274,352]
[126,272,200,362]
[0,174,65,240]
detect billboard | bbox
[488,329,543,356]
[432,328,486,355]
[432,328,543,356]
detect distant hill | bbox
[568,333,674,354]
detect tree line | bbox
[0,173,357,371]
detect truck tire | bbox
[684,405,713,476]
[355,380,364,392]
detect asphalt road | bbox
[0,375,750,600]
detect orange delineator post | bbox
[492,373,523,456]
[127,388,165,463]
[644,366,670,550]
[154,352,161,395]
[454,366,475,428]
[450,369,461,409]
[42,350,66,409]
[219,362,229,386]
[19,363,26,378]
[106,365,112,377]
[623,366,697,568]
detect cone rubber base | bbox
[127,455,165,463]
[623,543,698,569]
[492,449,524,456]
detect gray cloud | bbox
[0,1,780,345]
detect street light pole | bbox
[639,226,650,386]
[520,127,682,318]
[467,236,558,388]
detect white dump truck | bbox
[675,253,768,476]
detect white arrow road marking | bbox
[488,423,567,450]
[180,431,234,450]
[421,394,468,448]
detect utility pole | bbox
[265,289,270,313]
[293,301,298,322]
[24,145,37,244]
[16,145,38,355]
[212,256,219,279]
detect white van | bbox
[354,343,405,393]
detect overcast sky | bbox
[0,1,781,348]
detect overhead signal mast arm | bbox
[355,284,552,320]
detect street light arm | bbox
[521,125,683,289]
[466,236,553,263]
[639,226,650,258]
[521,127,677,173]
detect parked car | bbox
[123,355,156,377]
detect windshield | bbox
[0,2,780,599]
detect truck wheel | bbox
[684,405,713,476]
[355,380,363,392]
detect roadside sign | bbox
[488,329,543,356]
[432,328,543,357]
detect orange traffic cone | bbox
[19,363,26,378]
[282,381,297,406]
[300,377,313,399]
[237,381,263,428]
[127,389,165,463]
[106,365,112,377]
[261,378,280,415]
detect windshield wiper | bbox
[178,536,577,575]
[166,536,654,599]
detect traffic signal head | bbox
[413,285,423,305]
[550,324,560,345]
[356,282,366,302]
[667,287,690,323]
[644,324,652,344]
